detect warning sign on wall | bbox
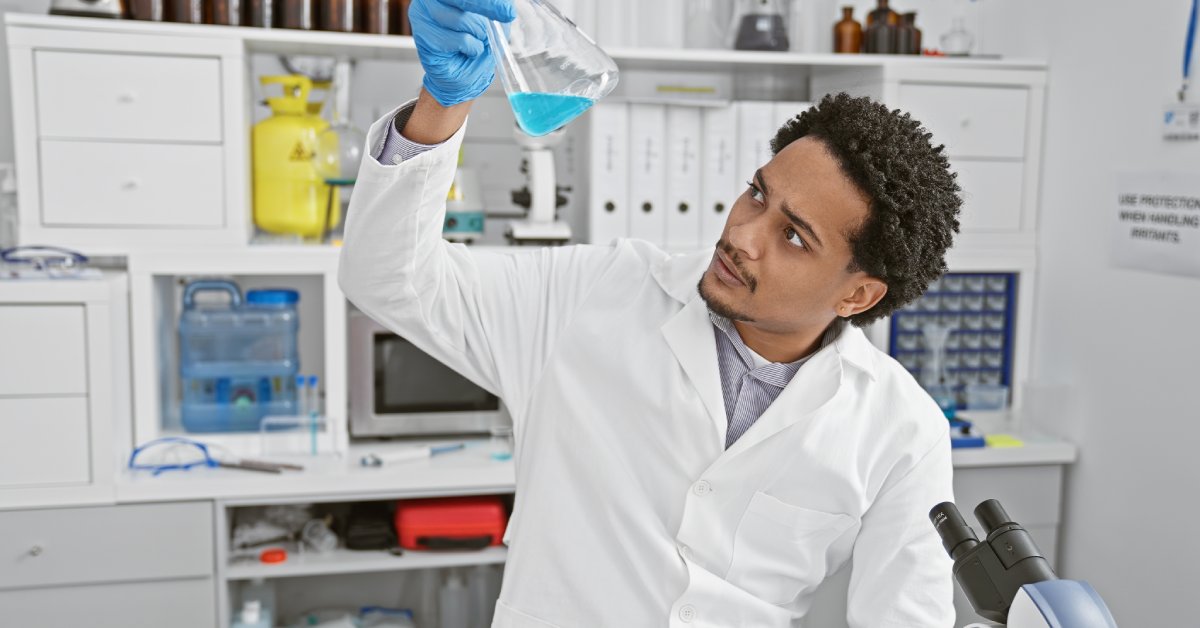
[1112,172,1200,278]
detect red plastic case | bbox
[393,496,508,551]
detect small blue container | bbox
[178,280,300,432]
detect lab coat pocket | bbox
[725,491,856,605]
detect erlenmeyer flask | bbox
[486,0,619,137]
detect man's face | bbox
[698,136,879,334]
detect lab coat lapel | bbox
[661,296,728,446]
[719,341,844,461]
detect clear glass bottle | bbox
[732,0,789,51]
[940,16,975,56]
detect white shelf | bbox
[226,545,507,580]
[6,13,1046,71]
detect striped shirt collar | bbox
[709,312,815,389]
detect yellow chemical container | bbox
[252,75,339,238]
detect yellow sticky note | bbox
[985,434,1025,448]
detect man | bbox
[339,0,964,625]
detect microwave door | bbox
[362,329,507,437]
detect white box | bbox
[586,102,631,245]
[736,101,779,183]
[701,106,740,247]
[664,106,703,250]
[628,103,668,244]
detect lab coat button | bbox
[693,480,712,496]
[391,153,403,164]
[678,605,696,623]
[678,544,693,560]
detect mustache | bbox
[717,239,757,292]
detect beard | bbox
[698,274,755,323]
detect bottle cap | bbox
[259,547,287,563]
[246,289,299,305]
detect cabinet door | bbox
[0,305,87,396]
[35,50,222,143]
[953,159,1026,232]
[899,83,1029,159]
[39,140,225,228]
[0,578,216,628]
[0,397,90,488]
[0,501,214,589]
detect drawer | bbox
[0,577,216,627]
[40,140,224,228]
[0,501,214,589]
[953,159,1025,232]
[954,465,1063,527]
[0,305,87,395]
[0,397,90,488]
[899,83,1028,159]
[35,50,222,143]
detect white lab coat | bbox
[339,104,956,628]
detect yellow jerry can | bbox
[252,75,339,238]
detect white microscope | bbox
[506,126,571,245]
[931,500,1118,627]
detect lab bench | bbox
[0,430,1075,628]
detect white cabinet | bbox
[0,275,128,509]
[7,25,247,251]
[40,140,226,228]
[811,65,1047,245]
[34,50,223,143]
[0,501,217,627]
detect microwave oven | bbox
[349,309,510,438]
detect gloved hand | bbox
[409,0,516,107]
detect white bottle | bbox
[439,569,470,628]
[240,578,276,627]
[467,564,501,628]
[232,600,271,628]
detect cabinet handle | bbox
[960,117,972,129]
[117,92,136,105]
[28,545,42,557]
[121,179,140,191]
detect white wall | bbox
[1030,0,1200,623]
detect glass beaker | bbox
[485,0,619,137]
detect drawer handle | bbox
[959,116,972,129]
[121,179,140,191]
[28,545,43,557]
[117,92,136,105]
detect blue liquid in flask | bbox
[509,92,595,137]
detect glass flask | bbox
[485,0,620,137]
[940,16,975,56]
[313,61,365,241]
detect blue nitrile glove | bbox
[410,0,516,107]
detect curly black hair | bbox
[770,92,962,327]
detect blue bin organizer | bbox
[888,272,1017,410]
[178,280,300,432]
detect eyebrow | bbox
[755,169,824,249]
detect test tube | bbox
[307,375,319,417]
[296,375,308,417]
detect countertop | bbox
[113,432,1077,504]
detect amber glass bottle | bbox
[281,0,316,29]
[865,0,898,27]
[833,6,862,53]
[896,12,921,54]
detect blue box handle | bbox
[182,280,242,310]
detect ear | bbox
[835,278,887,319]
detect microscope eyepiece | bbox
[929,501,980,561]
[974,499,1016,536]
